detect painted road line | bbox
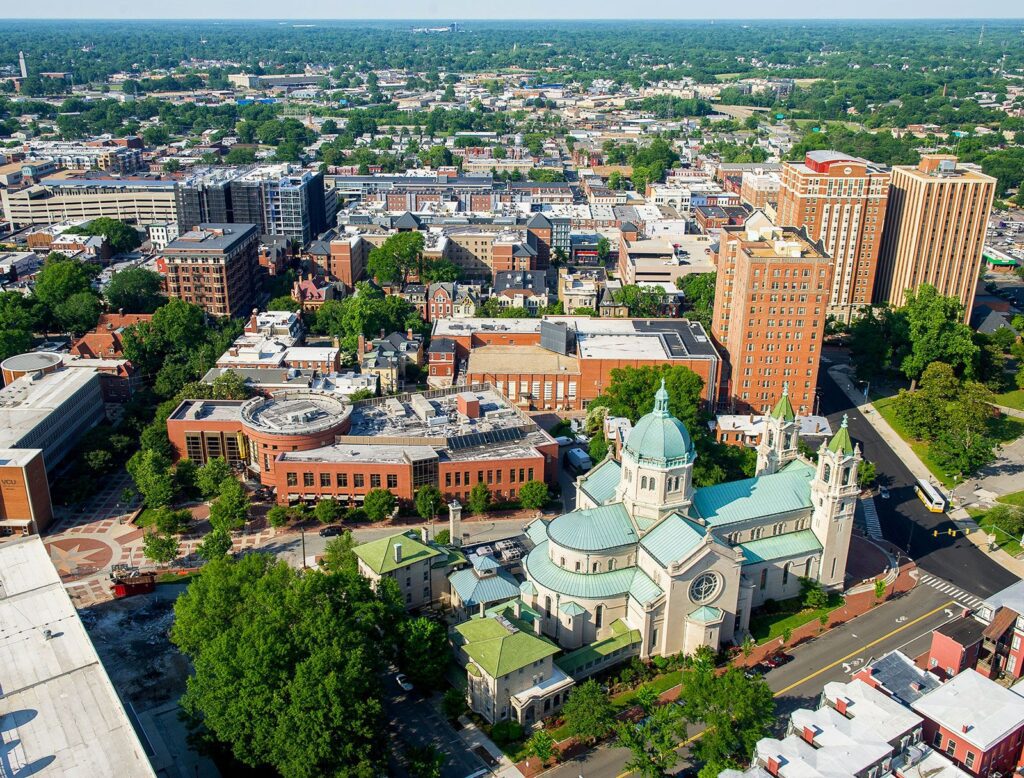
[773,600,956,697]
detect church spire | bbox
[828,414,855,455]
[769,382,796,422]
[653,377,670,417]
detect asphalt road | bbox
[817,366,1018,599]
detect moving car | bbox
[319,525,344,537]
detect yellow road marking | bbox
[613,599,955,778]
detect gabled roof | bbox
[394,211,421,229]
[527,212,551,229]
[578,458,621,506]
[689,605,724,623]
[740,529,822,565]
[428,337,457,354]
[353,530,441,575]
[692,461,815,526]
[639,512,706,566]
[547,503,637,552]
[455,613,559,679]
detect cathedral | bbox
[520,380,861,659]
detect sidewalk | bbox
[828,366,1024,579]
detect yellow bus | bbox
[915,479,947,513]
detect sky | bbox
[3,0,1023,19]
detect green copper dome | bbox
[623,379,696,466]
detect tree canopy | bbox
[105,267,166,313]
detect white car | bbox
[395,673,413,692]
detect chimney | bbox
[835,697,849,716]
[448,500,463,547]
[421,526,429,543]
[379,328,385,339]
[802,726,815,744]
[513,600,522,619]
[394,543,402,564]
[766,756,780,777]
[407,328,414,340]
[229,346,239,357]
[533,616,542,636]
[961,724,970,733]
[357,334,365,355]
[479,601,486,617]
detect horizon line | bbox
[2,15,1023,21]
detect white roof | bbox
[0,537,156,777]
[0,367,100,449]
[821,679,921,739]
[911,669,1024,751]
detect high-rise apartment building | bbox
[162,224,259,318]
[175,165,330,244]
[776,151,890,323]
[711,213,832,416]
[875,155,996,314]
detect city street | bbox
[818,363,1018,598]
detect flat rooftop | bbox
[163,224,257,253]
[240,391,351,435]
[169,398,245,424]
[466,345,581,376]
[0,367,99,448]
[0,537,156,777]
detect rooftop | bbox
[353,530,442,575]
[163,223,257,253]
[693,460,815,527]
[0,537,156,777]
[240,391,351,435]
[546,503,637,552]
[466,345,580,376]
[911,669,1024,751]
[454,611,560,679]
[0,366,100,449]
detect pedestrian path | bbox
[860,497,882,540]
[916,571,985,610]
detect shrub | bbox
[490,720,523,746]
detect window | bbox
[690,572,721,603]
[370,474,381,488]
[303,472,315,487]
[782,562,791,586]
[354,474,364,488]
[287,472,298,487]
[320,473,331,488]
[575,561,581,572]
[387,474,398,489]
[965,753,975,769]
[592,561,600,572]
[596,604,604,629]
[933,732,943,748]
[1013,635,1021,651]
[336,473,348,487]
[946,739,956,756]
[759,569,767,590]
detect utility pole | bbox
[300,528,306,569]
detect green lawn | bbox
[135,508,159,527]
[998,490,1024,507]
[993,389,1024,411]
[157,570,200,584]
[872,395,1024,490]
[748,593,844,645]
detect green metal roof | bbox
[449,567,521,608]
[353,531,441,575]
[828,414,855,455]
[579,458,622,505]
[472,554,502,571]
[520,580,538,596]
[639,513,706,567]
[770,384,796,422]
[740,529,822,565]
[623,379,696,466]
[547,503,637,552]
[523,541,662,603]
[555,619,641,677]
[558,600,586,616]
[525,519,549,546]
[454,614,559,678]
[692,461,815,527]
[688,605,724,623]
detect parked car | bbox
[395,673,413,692]
[879,486,890,499]
[744,664,768,679]
[319,525,344,537]
[764,652,793,669]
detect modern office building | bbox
[711,212,832,416]
[875,155,996,315]
[161,223,259,318]
[776,151,891,322]
[174,164,330,243]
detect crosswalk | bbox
[860,497,882,540]
[917,572,985,610]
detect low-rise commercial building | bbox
[166,384,559,506]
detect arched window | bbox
[768,430,775,447]
[842,467,852,485]
[608,558,617,571]
[805,558,814,578]
[595,604,604,629]
[544,596,551,618]
[592,561,600,573]
[783,562,791,586]
[641,475,648,490]
[560,556,566,568]
[823,463,831,483]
